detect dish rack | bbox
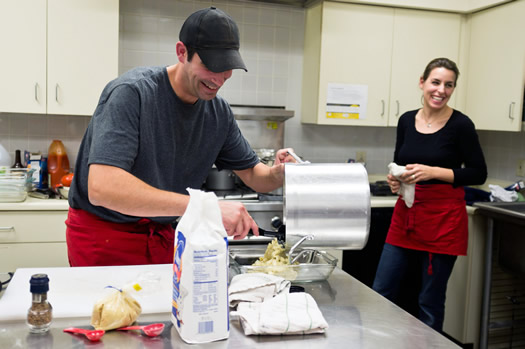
[0,168,35,202]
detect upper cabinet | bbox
[0,1,46,114]
[301,2,461,126]
[0,0,119,116]
[301,2,393,127]
[334,0,512,13]
[465,0,525,131]
[388,9,462,126]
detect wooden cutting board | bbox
[0,264,172,321]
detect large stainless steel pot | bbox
[205,167,236,190]
[284,163,370,249]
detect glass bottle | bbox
[12,149,25,168]
[27,274,53,333]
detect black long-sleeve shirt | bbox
[394,109,487,187]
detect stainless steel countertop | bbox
[0,268,459,348]
[473,201,525,222]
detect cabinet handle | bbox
[509,102,515,120]
[396,100,400,117]
[0,226,15,232]
[55,84,59,103]
[34,83,39,102]
[381,100,385,116]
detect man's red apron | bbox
[65,207,174,267]
[386,184,468,256]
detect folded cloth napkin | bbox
[489,184,518,202]
[231,292,328,335]
[229,273,291,308]
[388,162,415,208]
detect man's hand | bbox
[218,201,258,240]
[275,148,298,165]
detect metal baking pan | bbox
[229,246,338,283]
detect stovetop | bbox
[201,182,282,202]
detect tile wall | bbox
[0,0,524,183]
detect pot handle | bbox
[248,226,285,243]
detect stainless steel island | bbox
[0,266,459,348]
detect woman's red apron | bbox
[65,207,174,267]
[386,184,468,256]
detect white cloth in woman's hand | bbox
[388,162,415,208]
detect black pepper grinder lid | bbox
[30,274,49,294]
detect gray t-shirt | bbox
[69,66,259,224]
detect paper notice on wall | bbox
[326,83,368,120]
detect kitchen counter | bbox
[0,174,510,209]
[0,195,400,211]
[0,267,459,348]
[2,175,510,211]
[0,197,69,211]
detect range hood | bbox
[246,0,313,8]
[230,105,294,150]
[230,105,294,122]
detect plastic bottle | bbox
[12,149,25,168]
[27,274,53,333]
[47,140,70,188]
[0,143,10,173]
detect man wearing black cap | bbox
[66,7,294,267]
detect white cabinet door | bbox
[301,2,462,127]
[302,2,394,126]
[0,243,69,272]
[0,210,68,272]
[388,9,461,126]
[443,210,487,347]
[0,211,67,243]
[47,0,119,116]
[465,1,525,131]
[0,0,118,116]
[0,0,46,114]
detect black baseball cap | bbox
[180,7,247,73]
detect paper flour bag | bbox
[171,188,229,343]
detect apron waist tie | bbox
[406,208,416,233]
[427,252,433,276]
[137,219,174,264]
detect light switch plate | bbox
[516,159,525,177]
[356,151,367,164]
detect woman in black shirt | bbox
[372,58,487,332]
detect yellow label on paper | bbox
[266,122,278,129]
[326,112,359,119]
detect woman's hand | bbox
[401,164,433,183]
[387,173,401,193]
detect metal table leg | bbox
[480,217,494,349]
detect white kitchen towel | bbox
[229,273,290,308]
[489,184,518,202]
[388,162,415,208]
[231,292,328,335]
